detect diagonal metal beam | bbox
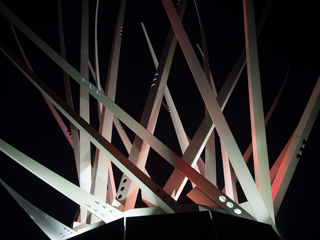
[0,179,79,240]
[272,76,320,215]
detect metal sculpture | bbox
[0,0,319,239]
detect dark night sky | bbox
[0,1,320,239]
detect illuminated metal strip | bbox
[116,0,187,211]
[243,68,289,164]
[0,6,251,219]
[90,0,126,219]
[221,142,238,202]
[94,0,102,98]
[78,0,91,223]
[243,0,274,221]
[272,76,320,215]
[0,179,79,240]
[57,0,81,180]
[114,116,132,154]
[193,0,216,94]
[194,50,218,186]
[10,23,73,149]
[217,0,272,111]
[162,0,273,225]
[0,140,124,224]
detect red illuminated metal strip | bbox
[269,135,292,183]
[221,142,238,202]
[11,23,74,149]
[162,0,273,225]
[272,77,320,215]
[243,0,274,221]
[217,0,272,111]
[57,0,81,180]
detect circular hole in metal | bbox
[118,194,122,199]
[120,186,125,191]
[296,153,301,158]
[226,202,234,208]
[219,196,226,202]
[303,139,307,144]
[234,208,242,214]
[122,178,127,183]
[89,84,96,90]
[96,90,103,96]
